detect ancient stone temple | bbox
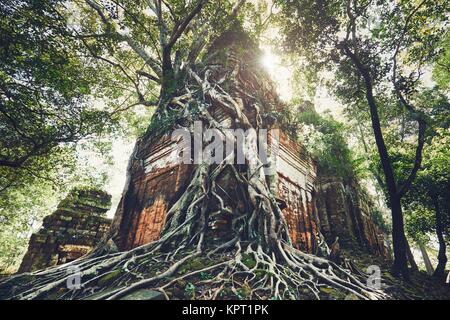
[18,188,112,273]
[108,31,389,259]
[112,127,320,253]
[110,127,388,258]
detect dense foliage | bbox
[296,110,356,179]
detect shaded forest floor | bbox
[340,248,450,300]
[1,246,449,300]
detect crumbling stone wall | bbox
[274,131,319,253]
[111,128,322,253]
[109,128,390,259]
[316,176,390,258]
[115,134,194,250]
[18,188,112,273]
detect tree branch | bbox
[85,0,162,77]
[397,120,426,198]
[167,0,207,50]
[390,0,428,198]
[341,42,398,197]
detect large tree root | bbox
[0,237,388,300]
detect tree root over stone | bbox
[0,65,389,300]
[0,240,388,300]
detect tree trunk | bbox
[342,44,410,279]
[390,195,410,279]
[418,242,434,275]
[406,240,419,272]
[433,201,447,280]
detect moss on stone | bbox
[46,288,67,300]
[242,254,256,269]
[178,257,207,275]
[97,269,123,287]
[319,286,348,300]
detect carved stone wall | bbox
[111,132,389,258]
[111,126,322,253]
[316,176,390,258]
[18,188,112,273]
[274,131,318,253]
[115,134,194,250]
[111,131,391,259]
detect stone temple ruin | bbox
[106,31,390,260]
[316,176,389,257]
[18,188,111,273]
[107,125,389,258]
[18,32,390,273]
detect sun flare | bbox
[260,46,293,101]
[261,48,279,73]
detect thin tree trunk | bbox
[406,240,419,272]
[390,195,410,279]
[433,201,447,280]
[342,44,410,279]
[418,242,434,275]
